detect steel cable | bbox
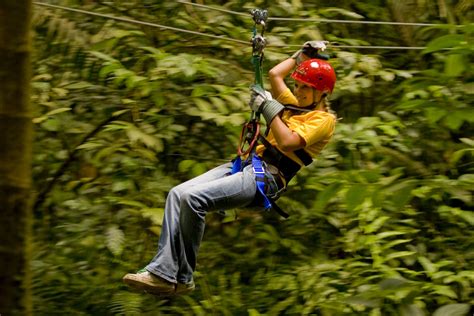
[34,2,430,50]
[33,2,249,45]
[176,0,447,27]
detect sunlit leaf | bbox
[423,35,465,54]
[445,54,466,77]
[433,304,470,316]
[364,216,389,233]
[399,304,425,316]
[345,184,369,210]
[418,256,436,274]
[63,81,92,89]
[385,251,416,261]
[106,225,125,256]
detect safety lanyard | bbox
[235,8,267,157]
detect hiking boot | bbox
[123,269,175,295]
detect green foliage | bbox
[30,1,473,315]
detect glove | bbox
[302,40,329,59]
[250,85,284,123]
[292,41,329,64]
[250,85,272,112]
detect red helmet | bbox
[291,59,336,93]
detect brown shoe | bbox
[175,280,195,296]
[123,270,175,295]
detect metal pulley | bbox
[250,8,268,90]
[251,8,268,26]
[235,8,269,157]
[252,35,266,57]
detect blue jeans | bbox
[146,161,281,284]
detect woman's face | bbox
[294,80,315,107]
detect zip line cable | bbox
[176,0,249,18]
[33,2,249,45]
[176,0,446,27]
[278,44,426,50]
[33,2,427,50]
[270,17,440,26]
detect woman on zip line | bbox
[123,41,337,296]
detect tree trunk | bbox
[0,1,33,315]
[388,0,417,47]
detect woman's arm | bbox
[268,51,310,98]
[268,57,296,99]
[267,55,308,151]
[269,115,306,152]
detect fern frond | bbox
[108,291,143,315]
[33,7,90,46]
[106,225,125,256]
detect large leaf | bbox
[423,35,466,54]
[433,304,470,316]
[445,54,467,77]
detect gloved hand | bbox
[250,85,272,112]
[250,85,284,123]
[292,41,329,64]
[302,40,329,59]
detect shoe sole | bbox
[123,275,175,296]
[175,285,195,296]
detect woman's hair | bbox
[320,94,336,116]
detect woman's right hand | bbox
[301,41,330,60]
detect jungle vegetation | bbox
[1,0,473,315]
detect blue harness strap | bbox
[230,154,271,209]
[231,156,242,175]
[230,152,289,218]
[251,154,272,210]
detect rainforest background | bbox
[1,0,473,315]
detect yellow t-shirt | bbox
[256,88,336,166]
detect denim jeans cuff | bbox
[145,266,177,284]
